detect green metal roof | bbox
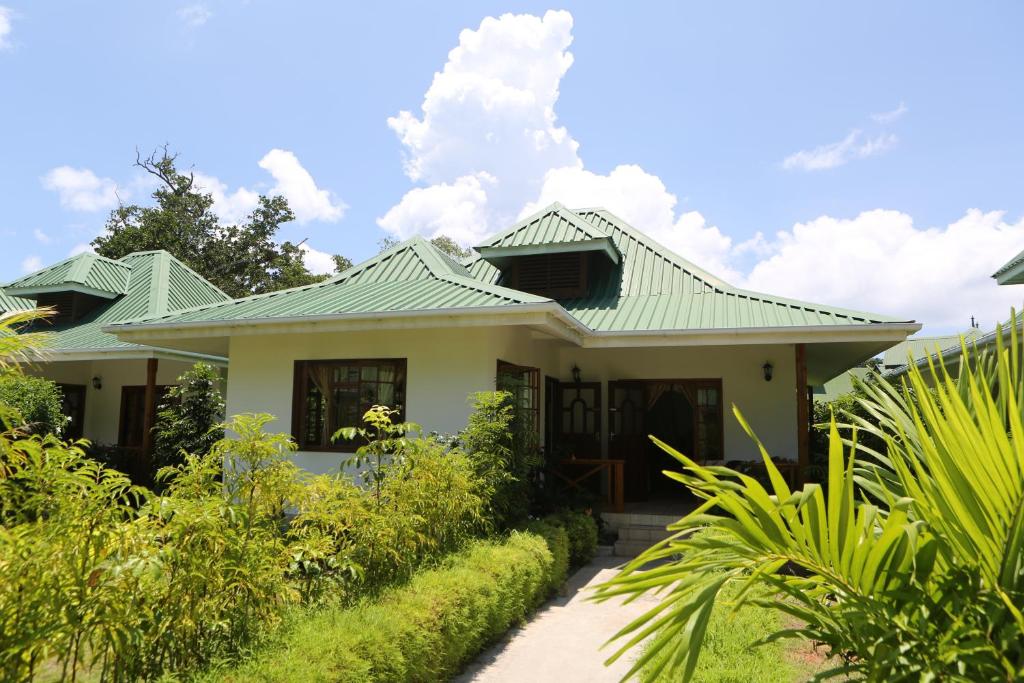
[110,205,914,340]
[882,329,981,368]
[466,205,905,331]
[474,203,620,267]
[3,250,229,356]
[5,252,132,299]
[0,291,33,315]
[993,247,1024,285]
[109,237,550,329]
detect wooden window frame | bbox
[291,358,408,453]
[496,360,541,440]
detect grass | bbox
[645,582,831,683]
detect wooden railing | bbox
[549,458,625,513]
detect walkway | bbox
[454,555,662,682]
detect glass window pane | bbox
[332,387,360,430]
[379,365,395,382]
[361,365,378,382]
[360,383,379,405]
[378,383,394,406]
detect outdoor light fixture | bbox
[91,376,102,390]
[571,364,582,384]
[762,362,773,382]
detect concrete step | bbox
[617,524,674,542]
[613,538,658,557]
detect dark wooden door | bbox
[556,382,601,459]
[58,384,86,440]
[118,385,170,450]
[608,381,647,501]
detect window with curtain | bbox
[292,359,407,451]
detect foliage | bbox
[0,371,66,437]
[288,437,485,603]
[596,316,1024,682]
[205,532,561,683]
[0,309,52,369]
[550,509,598,567]
[461,390,542,528]
[644,580,816,683]
[92,147,347,297]
[335,405,421,504]
[152,361,226,475]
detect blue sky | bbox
[1,2,1022,333]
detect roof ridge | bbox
[574,208,732,290]
[474,201,610,250]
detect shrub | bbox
[0,371,66,436]
[288,436,485,603]
[152,361,225,473]
[461,391,536,529]
[208,531,562,682]
[552,509,598,567]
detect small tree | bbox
[0,372,66,437]
[152,362,225,473]
[335,405,420,504]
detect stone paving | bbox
[454,555,660,683]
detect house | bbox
[107,203,920,506]
[2,250,229,476]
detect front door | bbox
[118,385,171,451]
[58,384,86,440]
[609,381,647,501]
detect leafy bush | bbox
[153,361,225,473]
[207,531,562,682]
[597,317,1024,682]
[288,436,485,603]
[460,391,539,528]
[551,509,598,567]
[0,371,66,436]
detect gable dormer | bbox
[474,203,620,300]
[4,252,130,324]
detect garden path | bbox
[454,555,658,682]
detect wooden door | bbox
[556,382,601,459]
[58,384,86,440]
[608,381,647,501]
[118,385,170,451]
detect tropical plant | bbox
[152,361,225,474]
[0,372,66,437]
[335,405,421,504]
[596,319,1024,682]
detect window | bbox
[292,359,407,451]
[694,383,723,462]
[496,360,540,442]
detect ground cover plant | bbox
[597,313,1024,682]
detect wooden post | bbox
[141,357,158,478]
[795,343,809,485]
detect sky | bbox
[1,2,1023,335]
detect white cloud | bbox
[0,6,13,50]
[42,166,121,212]
[299,243,337,276]
[739,209,1024,330]
[524,164,743,280]
[871,102,908,124]
[21,255,41,273]
[68,243,94,257]
[192,172,261,225]
[382,9,579,238]
[33,229,51,244]
[378,174,493,245]
[258,149,346,224]
[782,130,898,171]
[178,4,211,27]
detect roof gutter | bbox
[21,347,228,365]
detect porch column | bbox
[141,357,158,471]
[795,343,809,485]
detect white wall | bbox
[553,344,798,462]
[224,326,799,474]
[226,326,557,475]
[26,358,197,444]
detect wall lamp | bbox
[571,364,582,384]
[762,362,774,382]
[91,376,103,390]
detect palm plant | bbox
[596,315,1024,681]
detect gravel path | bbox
[454,555,660,682]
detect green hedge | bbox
[212,530,568,682]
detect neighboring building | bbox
[108,203,920,503]
[2,250,229,474]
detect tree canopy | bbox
[92,148,343,298]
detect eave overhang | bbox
[476,238,620,269]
